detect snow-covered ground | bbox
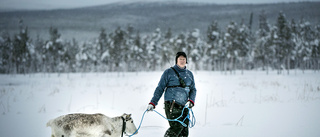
[0,70,320,137]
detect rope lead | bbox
[128,105,196,137]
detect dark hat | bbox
[175,52,188,64]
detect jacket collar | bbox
[174,64,186,72]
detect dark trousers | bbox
[164,101,189,137]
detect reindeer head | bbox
[121,113,138,135]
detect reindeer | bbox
[47,113,137,137]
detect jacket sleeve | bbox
[150,69,169,107]
[188,71,197,105]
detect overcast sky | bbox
[1,0,319,10]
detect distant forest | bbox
[0,2,319,74]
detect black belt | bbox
[165,101,174,104]
[165,101,184,109]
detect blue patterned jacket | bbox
[150,65,197,107]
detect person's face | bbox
[177,56,186,68]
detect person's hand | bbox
[187,100,194,108]
[147,104,155,111]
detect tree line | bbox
[0,11,319,74]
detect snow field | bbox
[0,71,320,137]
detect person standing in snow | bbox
[147,51,197,137]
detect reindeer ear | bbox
[125,114,130,119]
[125,114,132,120]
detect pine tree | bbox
[0,32,13,73]
[310,24,319,71]
[63,38,79,72]
[237,23,250,74]
[75,42,89,72]
[187,29,202,70]
[132,31,146,71]
[290,19,300,71]
[265,27,277,73]
[161,28,174,68]
[316,24,320,71]
[98,28,108,58]
[125,24,135,71]
[217,32,228,72]
[225,21,238,73]
[296,18,314,72]
[174,33,187,52]
[275,12,292,74]
[98,28,110,71]
[165,28,173,40]
[110,27,126,71]
[255,10,271,73]
[207,21,219,44]
[12,19,31,74]
[33,35,45,73]
[248,12,254,34]
[46,27,65,73]
[148,28,162,71]
[206,20,220,70]
[258,10,270,37]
